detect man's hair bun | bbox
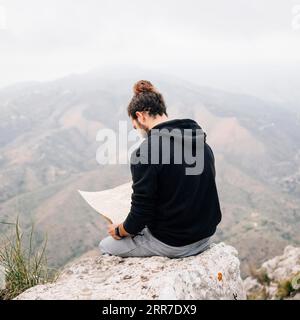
[128,80,168,119]
[133,80,158,95]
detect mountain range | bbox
[0,66,299,277]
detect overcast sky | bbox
[0,0,300,102]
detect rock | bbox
[243,277,263,294]
[0,265,5,290]
[243,277,268,300]
[261,246,300,282]
[244,246,300,300]
[288,293,300,300]
[15,242,246,300]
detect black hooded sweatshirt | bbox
[123,118,222,246]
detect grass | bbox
[247,287,268,300]
[247,264,300,300]
[249,265,271,286]
[0,218,56,300]
[246,265,271,300]
[275,272,300,300]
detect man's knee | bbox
[98,236,137,256]
[99,236,114,255]
[98,228,154,257]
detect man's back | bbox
[123,118,222,247]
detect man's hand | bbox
[107,223,122,240]
[107,223,132,240]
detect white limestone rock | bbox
[261,246,300,282]
[244,246,300,300]
[16,242,246,300]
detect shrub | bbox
[0,218,56,300]
[276,272,300,300]
[249,265,271,286]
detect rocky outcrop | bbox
[244,246,300,300]
[16,243,246,300]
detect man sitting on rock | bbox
[99,80,222,258]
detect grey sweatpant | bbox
[99,226,212,258]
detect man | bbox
[99,80,222,258]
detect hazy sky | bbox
[0,0,300,102]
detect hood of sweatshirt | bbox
[149,118,206,140]
[144,118,206,175]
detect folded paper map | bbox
[78,182,132,224]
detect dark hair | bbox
[127,80,168,119]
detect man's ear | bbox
[135,111,141,119]
[135,111,144,118]
[135,111,144,122]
